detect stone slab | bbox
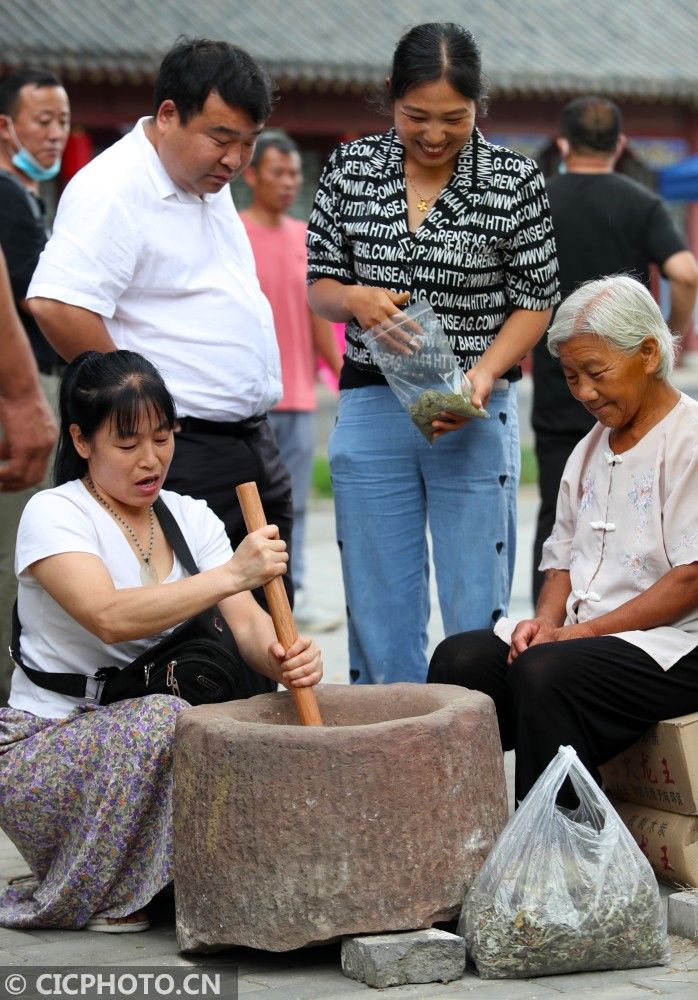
[174,683,507,952]
[341,928,466,987]
[668,891,698,938]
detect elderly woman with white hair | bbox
[429,274,698,806]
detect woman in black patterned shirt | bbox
[307,22,559,685]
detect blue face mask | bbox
[6,119,62,181]
[11,145,61,182]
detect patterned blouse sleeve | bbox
[504,164,560,312]
[306,145,355,286]
[539,447,582,571]
[663,439,698,569]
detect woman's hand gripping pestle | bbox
[236,481,323,726]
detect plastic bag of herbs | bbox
[460,745,670,979]
[361,301,489,443]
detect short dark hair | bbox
[0,69,64,117]
[55,350,177,486]
[387,22,487,111]
[250,131,299,167]
[560,97,622,154]
[153,37,274,125]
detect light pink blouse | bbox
[497,392,698,670]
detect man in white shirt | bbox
[28,39,290,694]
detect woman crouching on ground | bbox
[429,275,698,806]
[0,350,322,932]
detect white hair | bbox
[547,274,679,379]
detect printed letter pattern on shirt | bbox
[307,127,559,378]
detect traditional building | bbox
[4,0,698,329]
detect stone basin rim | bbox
[179,683,495,732]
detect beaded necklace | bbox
[85,476,157,586]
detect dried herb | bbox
[408,388,487,442]
[464,878,668,979]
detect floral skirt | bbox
[0,694,188,929]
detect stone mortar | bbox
[173,682,507,952]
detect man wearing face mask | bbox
[0,68,71,704]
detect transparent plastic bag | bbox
[361,301,489,442]
[460,746,670,979]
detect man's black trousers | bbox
[165,418,293,696]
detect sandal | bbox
[85,909,150,933]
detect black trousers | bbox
[165,419,293,696]
[428,629,698,808]
[532,429,585,605]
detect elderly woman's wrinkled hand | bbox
[509,619,596,663]
[547,622,597,643]
[269,635,323,688]
[508,617,558,664]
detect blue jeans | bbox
[269,410,316,590]
[328,384,519,684]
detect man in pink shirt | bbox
[242,133,342,630]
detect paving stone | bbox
[668,891,698,939]
[174,683,507,952]
[0,926,50,948]
[341,928,465,988]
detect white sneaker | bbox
[293,589,344,633]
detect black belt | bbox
[37,361,66,376]
[177,414,267,436]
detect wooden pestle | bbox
[236,481,323,727]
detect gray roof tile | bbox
[3,0,698,101]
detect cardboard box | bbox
[600,713,698,815]
[612,799,698,888]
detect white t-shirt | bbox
[10,481,233,719]
[27,118,282,421]
[495,392,698,670]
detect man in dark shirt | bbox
[0,68,70,703]
[531,96,698,603]
[0,69,70,373]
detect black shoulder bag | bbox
[12,497,257,706]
